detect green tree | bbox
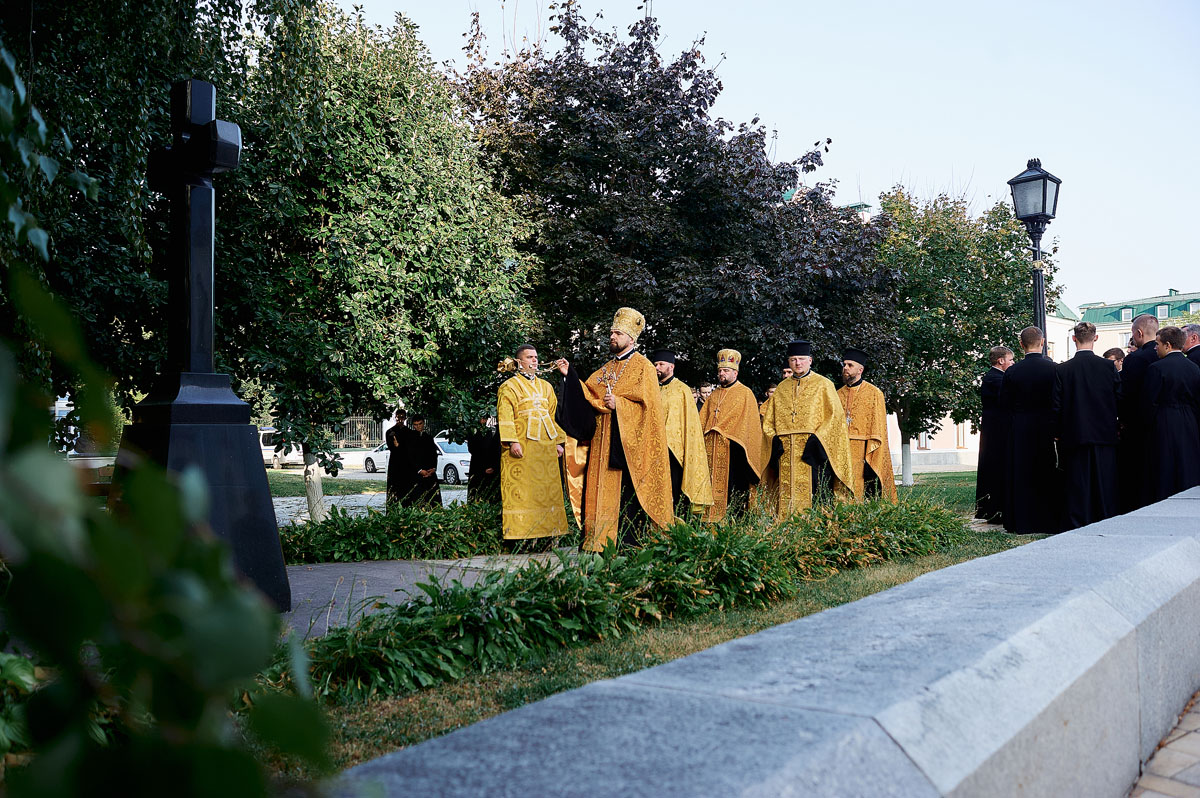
[878,187,1058,484]
[219,4,534,519]
[0,0,261,424]
[455,2,896,391]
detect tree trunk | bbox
[901,442,914,487]
[302,444,328,524]
[895,406,916,487]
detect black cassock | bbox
[408,430,442,506]
[1052,350,1121,531]
[1117,341,1159,511]
[974,367,1008,523]
[386,424,440,507]
[385,424,415,505]
[1001,352,1060,535]
[1143,352,1200,503]
[1187,346,1200,367]
[466,427,501,502]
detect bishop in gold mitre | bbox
[699,348,766,522]
[556,308,673,550]
[497,344,569,540]
[760,340,854,516]
[837,347,897,502]
[650,349,713,513]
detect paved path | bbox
[1131,690,1200,797]
[282,553,564,639]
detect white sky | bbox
[340,0,1200,311]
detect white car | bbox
[363,432,472,485]
[260,427,305,469]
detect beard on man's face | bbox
[609,337,624,353]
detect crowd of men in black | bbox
[975,317,1200,535]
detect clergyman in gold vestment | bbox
[837,347,897,502]
[497,345,569,540]
[651,349,713,514]
[760,340,854,517]
[699,348,766,522]
[558,308,673,550]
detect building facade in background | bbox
[1079,289,1200,352]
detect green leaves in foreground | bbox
[0,346,334,792]
[280,494,968,701]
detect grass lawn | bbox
[275,468,1026,776]
[266,470,382,497]
[900,470,976,515]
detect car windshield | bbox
[439,441,468,453]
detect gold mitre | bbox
[717,348,741,371]
[611,307,645,341]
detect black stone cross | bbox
[118,79,290,611]
[149,79,242,374]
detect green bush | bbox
[279,502,505,563]
[638,520,797,618]
[273,550,650,700]
[777,493,969,580]
[270,489,970,703]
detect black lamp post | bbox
[1007,158,1062,347]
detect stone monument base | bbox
[113,372,291,611]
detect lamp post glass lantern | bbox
[1008,158,1061,350]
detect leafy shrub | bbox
[637,520,796,618]
[279,502,505,563]
[273,550,650,700]
[273,488,970,702]
[777,493,969,580]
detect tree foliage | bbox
[218,4,534,466]
[456,2,897,390]
[0,0,258,416]
[878,187,1059,442]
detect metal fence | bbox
[333,416,384,449]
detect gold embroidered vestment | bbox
[497,375,569,539]
[659,378,714,510]
[580,352,673,550]
[761,372,854,517]
[699,381,767,522]
[837,380,897,502]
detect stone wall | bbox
[334,487,1200,797]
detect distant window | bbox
[956,424,967,450]
[1046,342,1056,360]
[1119,332,1132,347]
[1157,304,1169,319]
[1120,307,1133,322]
[1190,302,1200,315]
[917,432,930,450]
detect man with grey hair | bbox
[1118,313,1161,511]
[1183,323,1200,367]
